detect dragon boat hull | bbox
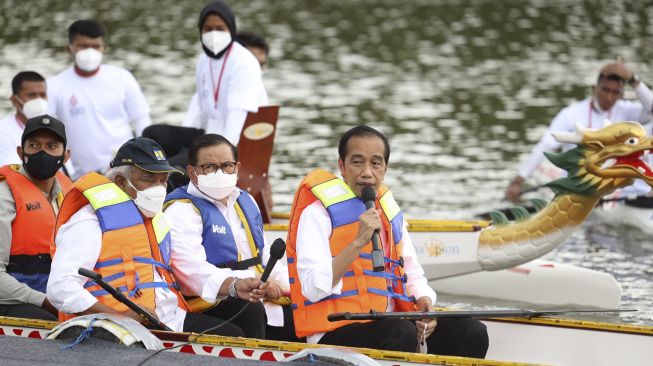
[264,218,622,309]
[1,315,651,366]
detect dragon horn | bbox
[602,119,612,128]
[551,130,583,144]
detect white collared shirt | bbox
[47,204,186,332]
[164,183,288,326]
[296,200,437,344]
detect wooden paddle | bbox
[236,106,279,224]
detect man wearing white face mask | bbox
[48,137,268,335]
[47,20,152,179]
[164,134,298,341]
[0,72,50,166]
[181,1,268,145]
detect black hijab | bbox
[198,1,236,59]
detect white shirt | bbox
[47,204,186,332]
[0,114,24,166]
[518,83,653,179]
[164,183,288,326]
[518,83,653,196]
[184,43,268,144]
[47,65,151,178]
[297,200,437,344]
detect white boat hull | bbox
[264,222,622,309]
[430,259,622,309]
[484,317,653,366]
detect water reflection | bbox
[0,0,651,324]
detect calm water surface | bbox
[1,0,651,325]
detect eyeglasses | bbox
[196,162,237,175]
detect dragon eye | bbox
[626,137,639,145]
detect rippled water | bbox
[1,0,651,325]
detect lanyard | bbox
[209,45,233,110]
[588,99,611,129]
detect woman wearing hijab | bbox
[184,0,268,145]
[143,0,269,192]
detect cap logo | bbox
[42,117,50,125]
[153,149,166,161]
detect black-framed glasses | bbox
[197,162,237,175]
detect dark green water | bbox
[1,0,651,325]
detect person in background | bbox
[287,125,488,357]
[164,134,298,341]
[0,72,49,166]
[0,115,72,320]
[47,20,151,179]
[144,1,269,192]
[48,137,266,335]
[182,0,268,145]
[505,60,653,203]
[236,31,269,68]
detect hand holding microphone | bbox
[258,238,286,300]
[361,186,385,272]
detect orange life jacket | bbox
[54,173,187,321]
[286,169,416,338]
[0,164,72,292]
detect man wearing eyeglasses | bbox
[506,59,653,203]
[163,134,299,342]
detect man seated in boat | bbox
[506,59,653,202]
[0,115,72,320]
[163,134,299,341]
[47,137,268,335]
[286,125,488,357]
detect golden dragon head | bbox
[545,120,653,197]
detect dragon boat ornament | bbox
[477,119,653,270]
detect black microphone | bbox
[362,186,385,272]
[260,238,286,283]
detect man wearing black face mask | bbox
[0,114,71,320]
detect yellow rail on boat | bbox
[268,212,490,232]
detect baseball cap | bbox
[110,137,182,174]
[22,114,67,146]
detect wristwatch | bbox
[629,73,641,85]
[228,278,239,298]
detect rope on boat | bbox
[60,318,97,350]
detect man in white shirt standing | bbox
[0,71,49,166]
[47,20,152,179]
[164,134,296,341]
[47,137,266,335]
[506,60,653,202]
[286,126,488,357]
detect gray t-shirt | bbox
[0,165,64,306]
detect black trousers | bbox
[201,296,266,339]
[183,311,244,337]
[319,317,488,358]
[0,304,57,321]
[265,304,304,343]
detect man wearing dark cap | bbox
[0,114,72,320]
[48,137,267,335]
[506,59,653,202]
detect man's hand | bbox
[236,277,266,303]
[505,176,524,203]
[415,296,436,341]
[260,279,283,301]
[600,59,634,82]
[353,207,382,249]
[121,305,158,325]
[42,298,59,316]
